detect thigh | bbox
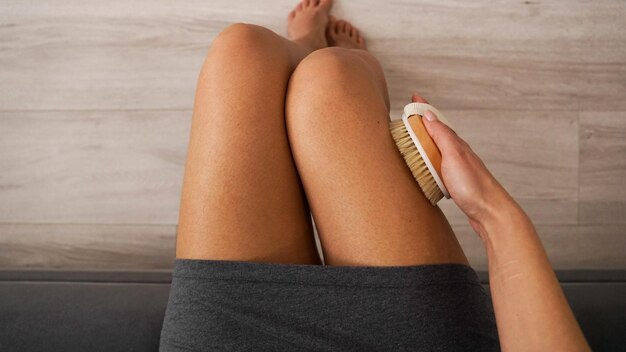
[285,47,468,266]
[176,24,321,265]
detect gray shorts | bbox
[159,259,500,351]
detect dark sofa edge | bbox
[0,268,173,283]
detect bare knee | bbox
[213,23,274,49]
[286,49,387,135]
[289,47,390,110]
[194,22,293,101]
[206,23,287,65]
[294,48,367,81]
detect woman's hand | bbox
[411,94,516,230]
[411,95,591,351]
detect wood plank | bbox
[2,222,622,270]
[0,110,190,224]
[0,0,624,270]
[579,111,626,224]
[0,223,176,269]
[1,0,624,111]
[422,109,579,226]
[0,109,577,225]
[455,224,626,271]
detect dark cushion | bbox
[0,270,624,351]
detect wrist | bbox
[472,181,514,221]
[472,190,529,243]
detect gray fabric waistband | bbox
[172,259,481,288]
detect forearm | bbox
[418,100,591,350]
[475,192,590,352]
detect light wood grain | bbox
[0,109,579,225]
[437,109,579,225]
[1,222,623,270]
[0,110,189,224]
[579,111,626,224]
[0,0,625,269]
[1,0,624,111]
[0,223,176,269]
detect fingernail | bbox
[424,110,437,122]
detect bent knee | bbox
[213,23,272,46]
[298,47,374,76]
[208,23,283,60]
[291,47,389,109]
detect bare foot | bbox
[288,0,333,51]
[326,17,367,50]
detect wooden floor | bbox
[0,0,624,270]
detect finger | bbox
[411,92,429,104]
[422,110,460,153]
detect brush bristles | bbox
[389,119,444,205]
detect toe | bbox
[319,0,333,10]
[338,20,347,33]
[297,2,303,11]
[357,36,367,49]
[333,20,342,34]
[288,10,295,19]
[303,0,311,7]
[327,17,337,35]
[332,21,340,36]
[333,20,340,35]
[350,27,357,38]
[344,22,353,34]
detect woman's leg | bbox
[285,19,469,266]
[176,0,333,265]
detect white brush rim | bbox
[400,103,451,199]
[403,102,454,130]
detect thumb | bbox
[422,110,458,153]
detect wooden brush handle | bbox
[406,114,443,179]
